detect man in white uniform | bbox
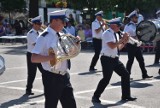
[26,15,43,95]
[124,10,153,79]
[92,17,137,103]
[31,9,77,108]
[89,10,106,71]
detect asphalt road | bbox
[0,44,160,108]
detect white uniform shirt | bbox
[138,14,144,24]
[32,26,68,72]
[92,19,105,39]
[124,21,137,37]
[27,29,39,52]
[101,28,119,57]
[66,26,76,36]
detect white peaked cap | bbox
[128,10,138,18]
[31,15,42,23]
[95,11,103,16]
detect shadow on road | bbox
[0,93,43,108]
[111,79,153,88]
[1,45,27,55]
[90,100,127,108]
[78,71,102,75]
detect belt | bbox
[101,53,119,58]
[93,37,101,40]
[50,68,67,75]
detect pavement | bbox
[0,43,160,108]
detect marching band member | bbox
[89,10,106,72]
[124,10,153,79]
[26,15,43,95]
[31,9,77,108]
[92,17,137,103]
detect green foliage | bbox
[67,0,160,15]
[1,0,26,12]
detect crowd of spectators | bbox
[0,18,28,37]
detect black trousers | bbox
[154,41,160,64]
[93,56,131,98]
[126,44,147,76]
[26,52,43,92]
[42,71,77,108]
[89,38,102,69]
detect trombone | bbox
[28,18,47,31]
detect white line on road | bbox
[75,78,160,95]
[76,95,145,108]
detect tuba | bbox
[0,55,5,75]
[48,28,81,66]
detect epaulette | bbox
[41,32,48,37]
[29,30,33,34]
[107,29,111,32]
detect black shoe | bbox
[89,68,97,72]
[158,69,160,75]
[122,97,137,101]
[25,91,34,95]
[142,75,153,79]
[92,96,101,103]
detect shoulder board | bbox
[107,29,111,32]
[29,30,33,33]
[40,32,48,37]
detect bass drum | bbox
[0,55,5,75]
[136,19,160,42]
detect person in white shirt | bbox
[92,17,137,103]
[89,10,106,71]
[26,15,43,95]
[124,10,153,79]
[31,9,77,108]
[135,8,144,24]
[66,21,76,36]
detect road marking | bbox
[0,85,43,93]
[6,66,26,70]
[76,95,145,108]
[0,78,41,85]
[75,78,160,95]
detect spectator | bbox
[68,14,75,26]
[5,23,12,35]
[77,26,85,42]
[66,21,76,36]
[0,22,5,36]
[14,20,23,35]
[84,24,92,41]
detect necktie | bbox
[67,59,71,70]
[114,33,120,56]
[37,31,39,35]
[56,32,71,69]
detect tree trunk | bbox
[29,0,39,18]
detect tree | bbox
[29,0,39,18]
[1,0,26,23]
[67,0,160,19]
[1,0,26,12]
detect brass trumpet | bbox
[28,18,47,31]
